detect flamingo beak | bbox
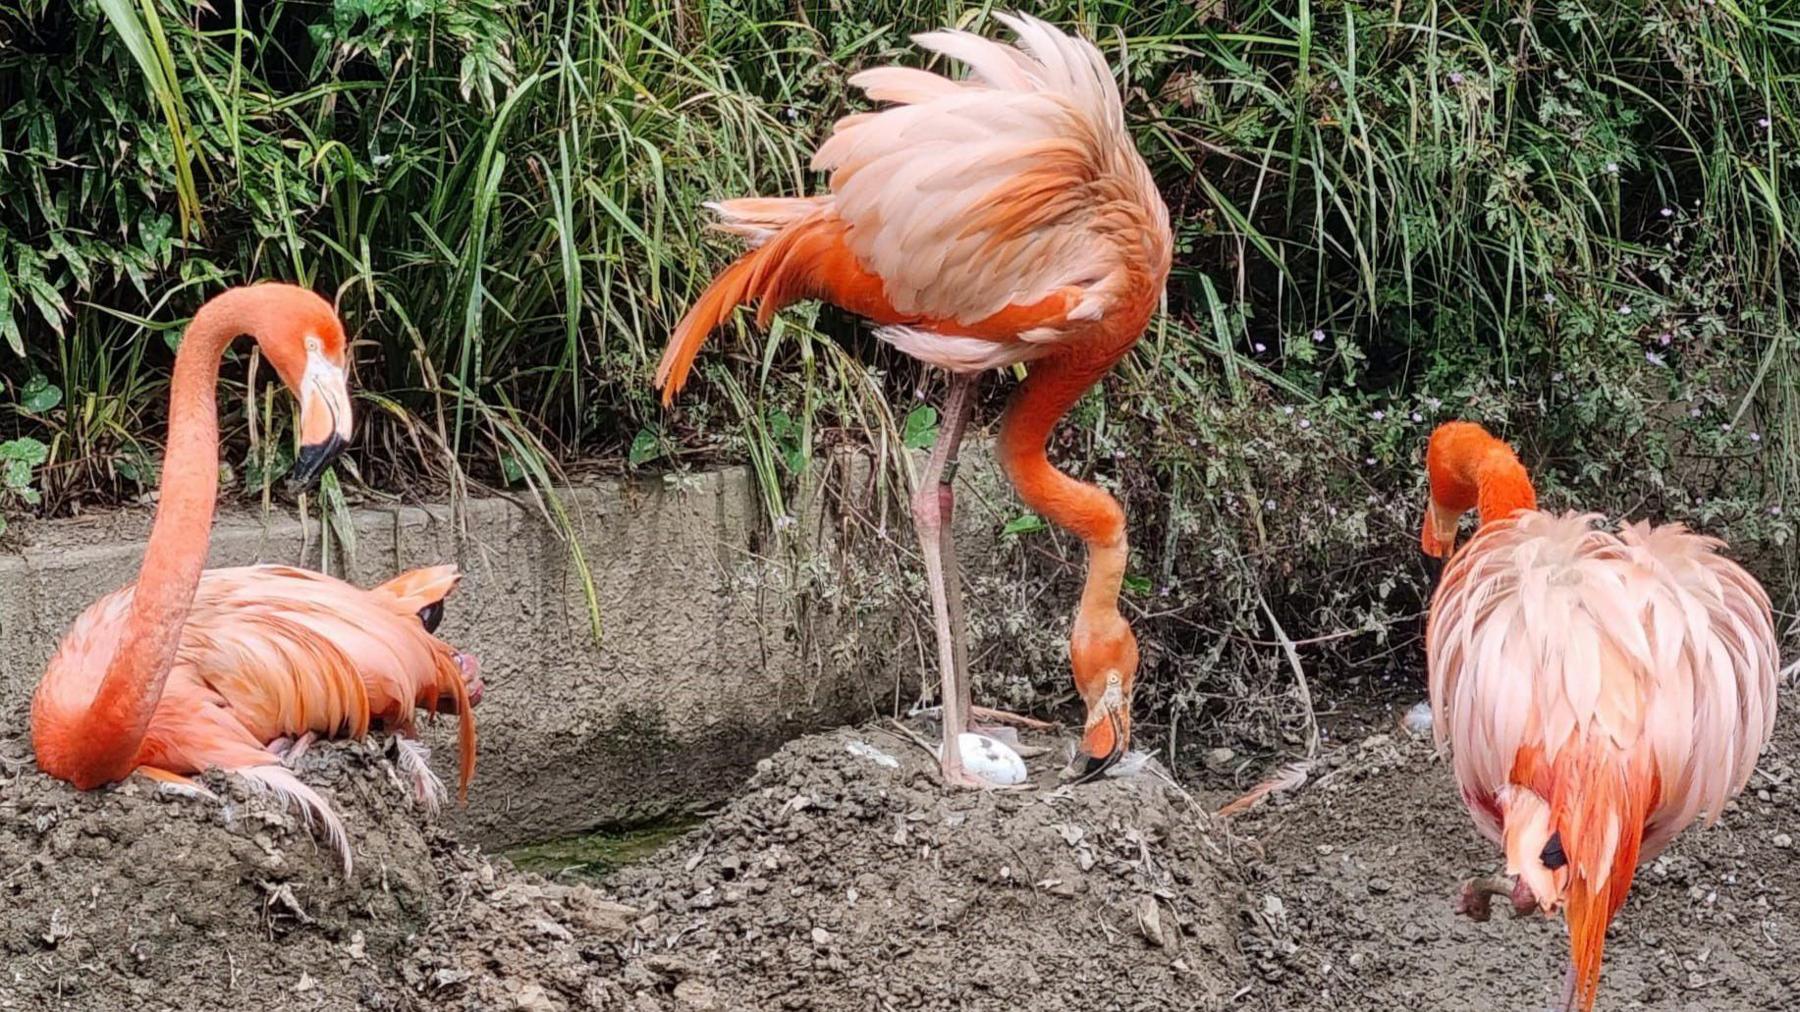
[1062,671,1130,784]
[288,350,353,490]
[1420,501,1461,595]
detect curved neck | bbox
[998,353,1127,614]
[1426,422,1538,529]
[80,294,261,781]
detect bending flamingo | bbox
[31,283,484,870]
[654,13,1171,787]
[1420,421,1778,1010]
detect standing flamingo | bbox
[653,13,1171,787]
[31,284,484,871]
[1420,421,1779,1010]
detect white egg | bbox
[940,732,1028,786]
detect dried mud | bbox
[2,689,1795,1012]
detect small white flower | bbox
[1750,432,1762,443]
[1660,207,1674,218]
[1254,342,1268,354]
[1605,161,1620,174]
[1723,423,1734,432]
[1646,351,1666,366]
[1758,116,1773,130]
[1310,329,1326,343]
[1371,410,1386,421]
[1426,398,1442,410]
[1658,333,1672,346]
[1364,457,1376,466]
[1282,405,1295,416]
[1618,304,1632,315]
[1263,499,1277,511]
[1551,372,1564,382]
[1299,419,1312,429]
[1411,412,1423,423]
[1544,292,1557,305]
[1772,506,1783,516]
[1690,407,1703,418]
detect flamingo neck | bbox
[80,292,267,782]
[1426,421,1538,530]
[997,353,1128,615]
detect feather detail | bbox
[1215,760,1313,819]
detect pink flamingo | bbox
[1421,421,1779,1010]
[31,284,483,870]
[654,13,1171,787]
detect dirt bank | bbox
[4,690,1793,1012]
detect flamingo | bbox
[653,13,1171,788]
[30,283,483,871]
[1420,420,1779,1010]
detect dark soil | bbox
[2,690,1793,1012]
[0,721,1240,1011]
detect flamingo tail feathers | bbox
[655,214,886,406]
[372,565,461,614]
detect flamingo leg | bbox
[913,373,990,789]
[268,731,318,767]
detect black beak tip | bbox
[1420,548,1444,588]
[1070,748,1122,785]
[287,433,348,491]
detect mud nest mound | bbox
[0,723,1245,1012]
[0,733,643,1012]
[602,724,1246,1011]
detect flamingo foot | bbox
[1455,874,1539,922]
[268,731,319,767]
[136,766,219,801]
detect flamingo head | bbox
[254,286,354,489]
[1062,609,1137,784]
[1419,421,1536,590]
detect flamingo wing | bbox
[177,565,476,798]
[813,12,1170,354]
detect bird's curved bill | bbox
[1063,698,1129,785]
[1420,548,1445,592]
[288,351,353,490]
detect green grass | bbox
[504,816,702,880]
[2,1,1798,738]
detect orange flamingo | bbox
[31,284,482,870]
[1420,421,1779,1010]
[653,13,1171,787]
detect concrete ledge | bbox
[0,463,910,849]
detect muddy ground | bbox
[2,691,1795,1011]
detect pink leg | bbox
[268,731,318,767]
[913,374,987,788]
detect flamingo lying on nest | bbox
[1420,421,1778,1010]
[31,283,484,871]
[653,12,1172,787]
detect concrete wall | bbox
[0,462,919,850]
